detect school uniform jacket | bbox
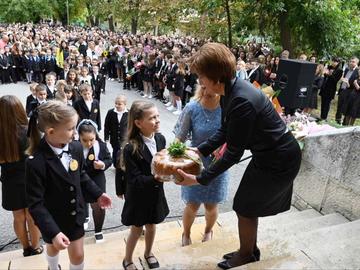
[91,73,106,100]
[27,100,43,117]
[46,85,56,100]
[104,109,128,149]
[84,141,112,185]
[26,139,103,242]
[121,133,169,226]
[26,95,37,116]
[73,98,101,130]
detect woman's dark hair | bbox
[190,42,236,83]
[0,95,28,163]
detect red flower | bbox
[212,143,227,163]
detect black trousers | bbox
[335,89,347,123]
[321,96,332,120]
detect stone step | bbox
[216,206,299,227]
[258,212,348,241]
[132,221,223,258]
[4,210,357,270]
[217,208,319,230]
[233,250,320,270]
[292,219,360,269]
[0,220,180,264]
[156,235,239,270]
[0,260,9,270]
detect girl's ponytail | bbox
[26,109,41,155]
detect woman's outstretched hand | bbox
[176,169,199,186]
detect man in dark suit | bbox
[319,57,343,121]
[335,57,359,124]
[91,65,106,102]
[0,48,11,84]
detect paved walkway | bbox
[0,80,250,252]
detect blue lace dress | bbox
[173,100,229,204]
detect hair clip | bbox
[76,119,99,134]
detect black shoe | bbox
[223,248,260,261]
[31,246,44,256]
[217,255,256,269]
[23,247,33,257]
[144,255,160,269]
[122,260,137,270]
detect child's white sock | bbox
[176,100,182,111]
[46,250,60,270]
[69,261,84,270]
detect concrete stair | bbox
[1,207,359,270]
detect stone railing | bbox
[292,126,360,221]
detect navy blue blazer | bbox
[26,139,103,241]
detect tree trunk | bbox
[224,0,232,48]
[131,17,138,34]
[153,23,159,36]
[108,15,115,32]
[88,16,95,26]
[279,11,293,56]
[95,16,100,26]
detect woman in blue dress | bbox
[173,86,229,246]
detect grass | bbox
[312,95,360,127]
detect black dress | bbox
[197,78,302,217]
[343,79,360,119]
[0,128,28,211]
[309,76,324,109]
[121,133,169,226]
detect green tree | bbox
[0,0,52,23]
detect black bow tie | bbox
[58,150,70,158]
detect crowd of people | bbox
[0,23,359,124]
[0,22,359,270]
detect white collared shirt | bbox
[141,134,157,157]
[48,143,71,171]
[85,100,92,111]
[114,108,128,123]
[47,85,55,94]
[37,99,46,104]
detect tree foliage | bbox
[0,0,359,58]
[0,0,52,23]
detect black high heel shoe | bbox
[217,254,257,270]
[222,247,261,261]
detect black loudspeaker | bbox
[276,59,317,109]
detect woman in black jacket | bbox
[177,43,302,269]
[319,57,343,120]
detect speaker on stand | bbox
[275,59,317,111]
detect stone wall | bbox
[292,126,360,221]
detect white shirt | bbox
[48,143,71,172]
[85,100,92,111]
[141,134,157,157]
[114,108,128,123]
[37,99,46,104]
[47,85,55,94]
